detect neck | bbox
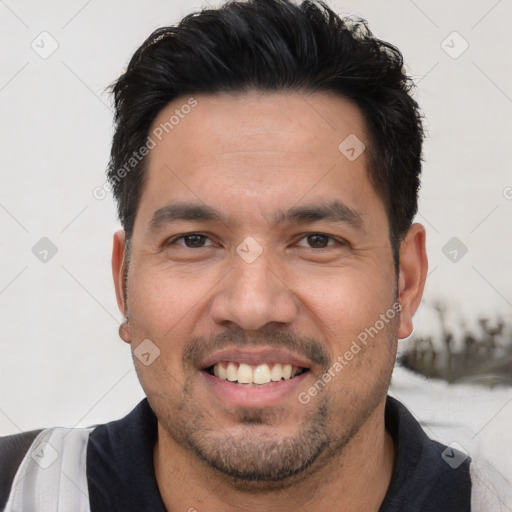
[154,399,394,512]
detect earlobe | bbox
[397,223,428,340]
[118,318,132,344]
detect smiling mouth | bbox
[204,362,309,386]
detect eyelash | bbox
[166,232,343,249]
[168,233,215,248]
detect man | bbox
[1,0,496,510]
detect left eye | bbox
[296,234,336,249]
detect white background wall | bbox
[1,0,511,437]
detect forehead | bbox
[135,90,386,233]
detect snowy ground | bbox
[390,365,512,490]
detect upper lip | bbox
[198,347,313,370]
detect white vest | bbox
[4,427,94,512]
[4,426,511,511]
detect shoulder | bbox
[382,396,472,511]
[1,426,97,512]
[470,455,512,512]
[0,430,43,510]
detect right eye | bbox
[167,233,215,248]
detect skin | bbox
[112,91,427,511]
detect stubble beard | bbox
[147,332,396,492]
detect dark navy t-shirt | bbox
[86,396,472,511]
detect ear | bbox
[112,229,131,344]
[397,223,428,339]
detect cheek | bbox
[299,267,398,391]
[297,266,396,343]
[126,266,210,388]
[128,261,212,333]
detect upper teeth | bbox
[212,362,302,385]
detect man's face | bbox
[116,91,405,485]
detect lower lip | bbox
[200,370,309,408]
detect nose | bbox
[210,249,299,331]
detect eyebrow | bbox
[273,201,363,229]
[147,200,363,234]
[148,203,222,234]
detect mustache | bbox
[183,324,331,370]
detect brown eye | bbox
[301,234,333,248]
[173,234,212,248]
[184,234,206,247]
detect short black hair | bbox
[108,0,424,265]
